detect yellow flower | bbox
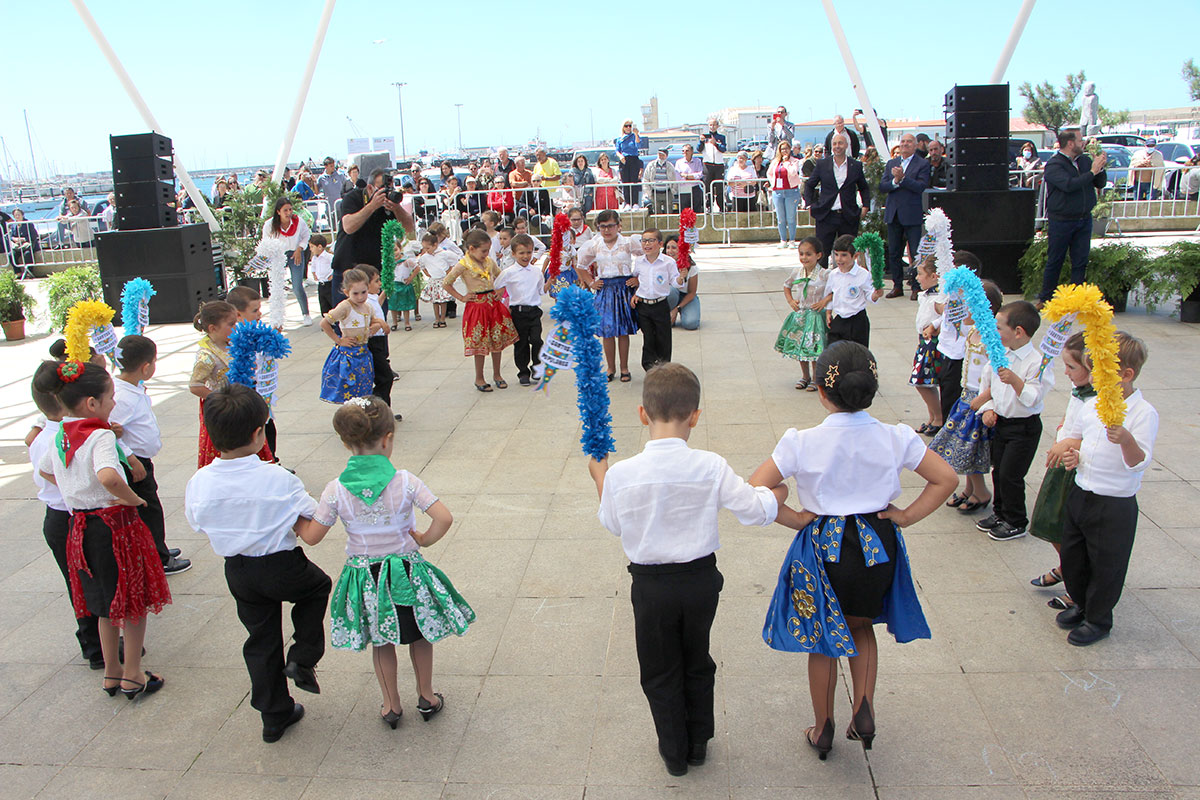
[1042,284,1125,427]
[64,300,115,363]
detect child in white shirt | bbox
[630,227,684,372]
[418,233,455,328]
[310,234,334,316]
[909,257,946,435]
[823,234,883,347]
[493,234,546,386]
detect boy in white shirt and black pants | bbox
[112,335,191,574]
[976,301,1054,541]
[310,234,334,316]
[1057,333,1158,645]
[588,363,785,776]
[631,228,684,372]
[823,235,883,347]
[494,233,545,386]
[185,385,332,743]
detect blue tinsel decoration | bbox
[120,278,155,336]
[228,320,292,388]
[942,266,1009,370]
[549,285,614,460]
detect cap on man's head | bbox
[1146,137,1158,146]
[915,133,931,143]
[322,156,335,165]
[658,146,669,155]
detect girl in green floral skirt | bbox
[774,237,830,390]
[301,396,473,728]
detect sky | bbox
[3,0,1199,178]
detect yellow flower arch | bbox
[64,300,116,364]
[1041,284,1125,427]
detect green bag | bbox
[1029,465,1075,544]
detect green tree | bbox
[1018,71,1087,135]
[1184,59,1200,102]
[1099,106,1131,127]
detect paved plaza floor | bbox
[1,241,1199,799]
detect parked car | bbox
[1100,145,1134,196]
[1154,141,1196,164]
[1095,134,1146,148]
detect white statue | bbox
[1079,81,1100,136]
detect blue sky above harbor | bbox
[3,0,1198,177]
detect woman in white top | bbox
[726,150,760,212]
[64,198,96,248]
[261,197,313,325]
[663,235,701,330]
[749,341,956,760]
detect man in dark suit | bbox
[880,133,930,299]
[1038,129,1107,305]
[803,131,870,266]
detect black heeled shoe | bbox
[418,692,444,721]
[120,671,164,700]
[846,698,875,750]
[806,719,834,760]
[102,677,122,697]
[381,705,403,730]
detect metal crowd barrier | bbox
[1009,166,1200,229]
[2,213,106,276]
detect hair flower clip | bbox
[346,397,373,409]
[57,361,84,383]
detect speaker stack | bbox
[97,133,223,323]
[925,84,1035,293]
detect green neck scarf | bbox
[340,454,397,506]
[1072,384,1098,400]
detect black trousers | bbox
[619,156,642,206]
[815,210,862,268]
[367,336,395,407]
[629,555,723,766]
[265,418,278,461]
[509,305,543,380]
[703,164,725,210]
[939,356,963,424]
[679,186,704,211]
[317,281,333,316]
[886,221,922,291]
[827,309,870,347]
[1061,487,1139,632]
[125,458,169,565]
[224,548,331,726]
[990,415,1043,528]
[636,299,672,372]
[43,507,102,662]
[1040,217,1092,301]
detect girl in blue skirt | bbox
[749,341,956,760]
[319,268,384,404]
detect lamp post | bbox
[455,103,464,152]
[392,81,407,160]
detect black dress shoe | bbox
[1068,621,1110,646]
[167,548,181,558]
[89,656,106,670]
[687,741,707,765]
[283,661,321,694]
[163,555,192,575]
[975,514,1002,532]
[658,745,687,777]
[263,703,305,743]
[1055,605,1086,629]
[910,289,919,301]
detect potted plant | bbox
[0,270,36,341]
[44,265,102,332]
[1085,243,1152,312]
[1091,185,1120,238]
[1142,241,1200,321]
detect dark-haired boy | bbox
[977,300,1055,541]
[112,335,190,575]
[1057,332,1158,645]
[494,233,545,386]
[631,228,684,372]
[185,384,331,743]
[587,363,786,776]
[823,234,883,347]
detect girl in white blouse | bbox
[301,396,473,728]
[749,341,956,760]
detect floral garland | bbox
[1042,284,1125,427]
[676,208,697,272]
[380,219,406,297]
[65,299,117,364]
[546,285,614,460]
[120,278,155,336]
[546,213,570,282]
[227,320,292,389]
[852,232,886,289]
[942,266,1008,370]
[253,237,288,328]
[924,207,955,276]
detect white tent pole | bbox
[819,0,888,151]
[991,0,1038,84]
[69,0,220,232]
[272,0,338,183]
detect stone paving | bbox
[1,241,1199,800]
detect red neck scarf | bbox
[277,215,299,237]
[58,418,111,467]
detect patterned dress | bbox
[581,234,640,338]
[443,255,518,356]
[316,459,474,649]
[190,335,274,468]
[319,303,375,403]
[774,266,828,362]
[548,225,594,298]
[930,333,992,474]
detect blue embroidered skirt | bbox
[763,512,930,658]
[548,267,582,298]
[929,388,992,475]
[594,280,638,338]
[319,343,373,404]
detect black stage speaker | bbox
[925,189,1035,294]
[944,84,1009,114]
[96,224,221,324]
[945,112,1008,140]
[946,164,1010,192]
[110,133,177,230]
[945,137,1007,166]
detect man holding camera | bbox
[699,118,727,211]
[767,106,795,157]
[330,169,416,304]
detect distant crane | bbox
[346,116,365,138]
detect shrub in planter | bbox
[1016,236,1150,310]
[0,271,36,340]
[44,265,102,332]
[1142,240,1200,317]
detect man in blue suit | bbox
[879,133,930,299]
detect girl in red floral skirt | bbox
[442,229,518,392]
[189,301,274,467]
[34,360,171,700]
